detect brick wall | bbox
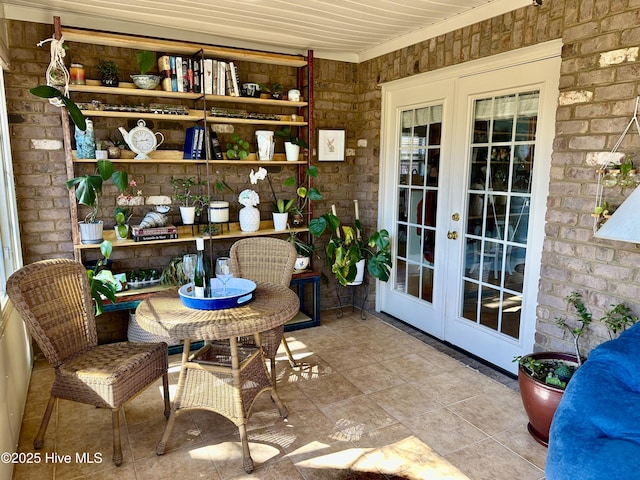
[6,1,640,354]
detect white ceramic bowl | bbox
[131,74,160,90]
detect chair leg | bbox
[111,408,123,466]
[34,395,56,449]
[281,337,299,367]
[161,372,170,419]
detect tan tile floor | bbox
[12,310,547,480]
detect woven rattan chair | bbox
[229,237,298,389]
[6,258,170,466]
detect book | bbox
[186,57,194,93]
[210,131,224,160]
[132,233,178,242]
[217,61,226,95]
[193,58,202,94]
[169,56,178,92]
[225,62,235,96]
[203,58,213,95]
[176,56,184,92]
[131,225,177,236]
[194,126,205,159]
[183,126,197,159]
[229,61,240,97]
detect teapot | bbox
[118,119,164,160]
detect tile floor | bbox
[12,310,547,480]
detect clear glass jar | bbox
[601,169,620,188]
[618,170,636,188]
[70,63,85,85]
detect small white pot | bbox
[95,150,108,160]
[284,142,300,161]
[272,212,288,231]
[114,224,129,240]
[294,256,310,271]
[209,201,229,223]
[180,206,196,225]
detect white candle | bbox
[331,204,340,238]
[354,200,361,239]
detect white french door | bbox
[379,42,561,373]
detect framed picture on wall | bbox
[318,129,345,162]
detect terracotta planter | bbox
[517,351,578,447]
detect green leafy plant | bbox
[288,231,317,258]
[226,133,249,160]
[87,240,118,316]
[66,159,128,223]
[284,165,322,216]
[275,126,308,148]
[29,85,86,131]
[136,50,155,75]
[309,211,392,285]
[516,291,639,389]
[170,176,208,214]
[96,59,120,77]
[114,208,130,238]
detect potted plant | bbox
[87,240,118,316]
[96,59,120,87]
[131,50,160,90]
[284,165,321,225]
[113,208,130,240]
[275,126,308,161]
[309,205,392,286]
[226,133,250,160]
[270,82,283,100]
[515,291,639,446]
[170,176,207,225]
[66,159,128,244]
[288,230,317,271]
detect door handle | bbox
[447,231,458,240]
[451,213,460,221]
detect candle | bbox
[331,204,340,238]
[70,63,85,85]
[354,200,361,239]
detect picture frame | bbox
[318,129,345,162]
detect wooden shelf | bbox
[207,116,307,126]
[76,222,308,250]
[72,150,306,164]
[80,109,205,121]
[62,27,308,67]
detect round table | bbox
[135,282,299,473]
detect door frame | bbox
[377,40,562,368]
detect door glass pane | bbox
[394,104,442,304]
[461,91,539,340]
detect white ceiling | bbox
[2,0,533,62]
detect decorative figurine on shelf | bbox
[139,195,171,228]
[119,119,164,160]
[75,119,95,159]
[238,189,260,232]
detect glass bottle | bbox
[194,237,208,298]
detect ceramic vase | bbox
[239,205,260,232]
[78,220,103,244]
[347,259,366,285]
[75,119,95,159]
[272,212,288,231]
[114,225,129,240]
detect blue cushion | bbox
[546,322,640,479]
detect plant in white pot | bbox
[66,160,128,244]
[170,176,207,225]
[309,201,392,286]
[275,126,308,161]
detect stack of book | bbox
[131,225,178,242]
[158,54,240,96]
[183,126,205,160]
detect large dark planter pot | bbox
[517,351,579,447]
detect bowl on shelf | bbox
[131,74,160,90]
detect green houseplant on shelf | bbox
[96,59,120,87]
[275,126,308,161]
[131,50,160,89]
[170,176,208,225]
[309,202,392,286]
[87,240,118,316]
[226,133,250,160]
[66,159,129,244]
[515,291,638,446]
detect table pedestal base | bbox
[156,337,288,473]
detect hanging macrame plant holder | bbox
[37,35,69,108]
[592,96,640,233]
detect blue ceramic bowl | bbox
[131,74,160,90]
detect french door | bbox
[379,42,561,373]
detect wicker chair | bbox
[229,237,298,389]
[6,258,170,466]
